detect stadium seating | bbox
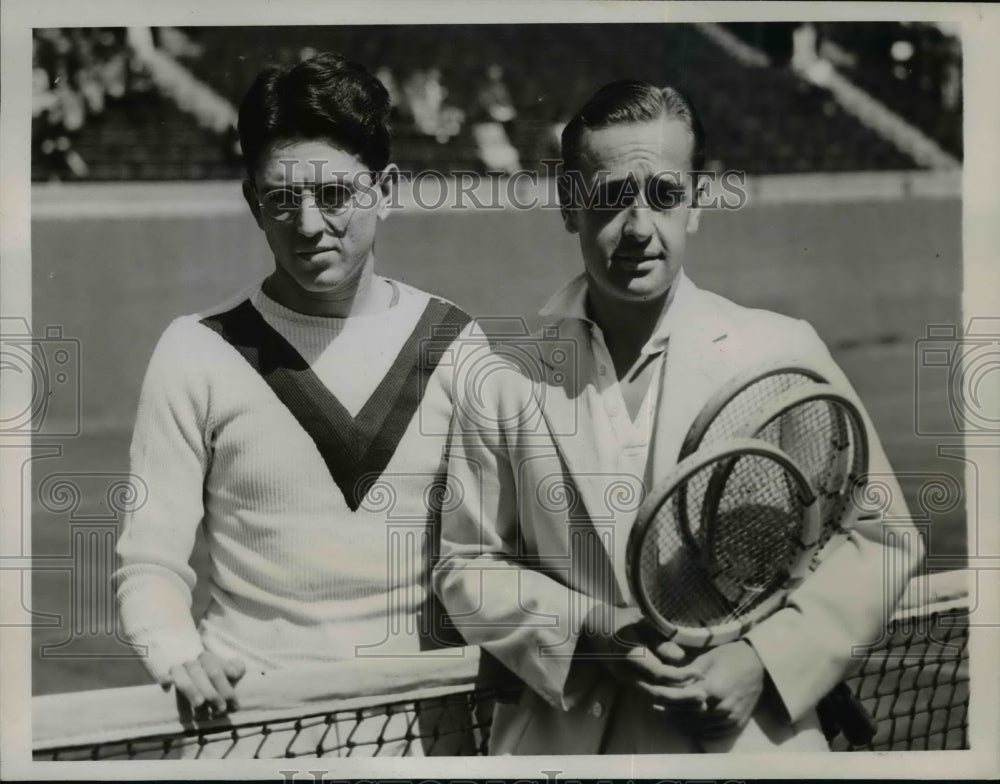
[723,22,961,161]
[33,24,949,181]
[821,23,962,159]
[69,92,241,181]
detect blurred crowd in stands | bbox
[726,21,962,156]
[32,28,154,180]
[31,22,962,182]
[237,42,523,173]
[369,59,522,172]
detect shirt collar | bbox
[539,270,688,356]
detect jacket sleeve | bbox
[431,351,608,711]
[744,321,925,722]
[113,318,211,682]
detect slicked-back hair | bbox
[238,52,392,179]
[559,80,706,205]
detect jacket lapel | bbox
[534,319,621,524]
[647,276,735,488]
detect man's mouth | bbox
[613,251,664,266]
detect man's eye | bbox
[647,182,686,211]
[262,189,300,212]
[594,181,636,210]
[316,184,352,210]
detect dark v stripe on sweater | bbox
[201,297,470,511]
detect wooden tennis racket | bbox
[626,438,822,649]
[676,364,877,745]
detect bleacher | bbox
[723,22,961,161]
[821,23,962,159]
[33,24,950,182]
[71,92,240,181]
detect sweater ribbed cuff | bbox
[135,631,206,684]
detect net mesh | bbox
[33,573,970,759]
[830,597,969,751]
[38,688,500,760]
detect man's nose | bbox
[622,202,655,242]
[295,195,327,236]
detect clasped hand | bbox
[581,608,766,737]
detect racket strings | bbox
[639,463,732,628]
[636,451,811,634]
[703,382,844,516]
[706,453,808,605]
[756,398,862,541]
[700,372,823,449]
[648,369,870,649]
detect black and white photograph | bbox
[1,1,997,781]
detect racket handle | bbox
[817,682,877,746]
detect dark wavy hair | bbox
[560,80,706,196]
[238,52,392,178]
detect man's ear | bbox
[375,163,399,222]
[556,174,578,234]
[242,179,264,230]
[686,204,702,235]
[686,176,708,235]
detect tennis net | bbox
[33,569,970,759]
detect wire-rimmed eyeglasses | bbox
[255,175,380,223]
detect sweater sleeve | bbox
[114,317,213,683]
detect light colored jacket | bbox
[433,273,922,754]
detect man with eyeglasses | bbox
[114,53,474,740]
[433,80,920,754]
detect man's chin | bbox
[613,277,671,303]
[301,279,356,298]
[271,270,352,299]
[292,264,356,294]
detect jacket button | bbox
[589,701,603,718]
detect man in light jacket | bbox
[433,80,922,754]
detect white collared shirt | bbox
[538,272,686,485]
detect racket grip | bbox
[816,682,877,746]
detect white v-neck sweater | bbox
[114,280,471,681]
